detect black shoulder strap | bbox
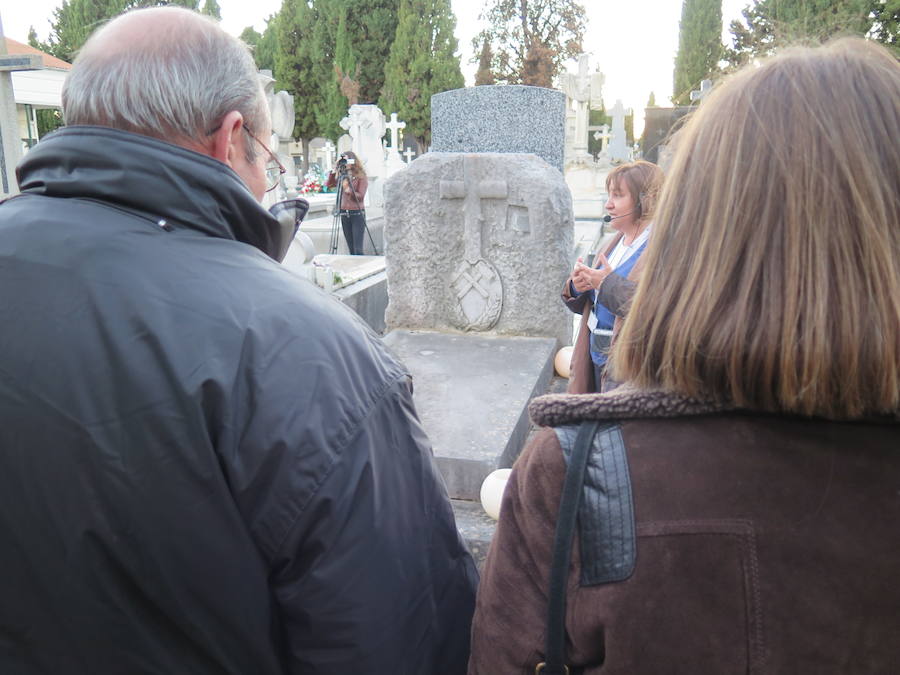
[536,419,601,675]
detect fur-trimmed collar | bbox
[529,385,732,427]
[528,384,900,428]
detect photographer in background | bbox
[326,151,368,255]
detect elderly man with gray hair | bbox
[0,7,477,674]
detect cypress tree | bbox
[275,0,327,170]
[200,0,222,20]
[474,39,495,85]
[725,0,884,67]
[47,0,128,61]
[343,0,399,103]
[673,0,723,105]
[380,0,463,148]
[45,0,202,62]
[255,15,279,75]
[239,26,262,49]
[307,0,346,140]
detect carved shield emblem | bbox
[450,258,503,331]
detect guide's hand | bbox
[571,258,594,293]
[572,254,613,291]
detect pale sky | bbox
[1,0,749,134]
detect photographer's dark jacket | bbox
[0,126,477,675]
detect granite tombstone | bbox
[430,85,566,173]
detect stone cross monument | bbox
[385,112,405,151]
[690,79,713,103]
[608,99,631,164]
[339,104,388,205]
[323,139,336,168]
[560,54,605,167]
[384,112,406,176]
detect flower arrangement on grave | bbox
[300,173,322,194]
[300,165,328,194]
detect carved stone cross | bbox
[403,147,416,163]
[439,157,508,329]
[440,163,507,262]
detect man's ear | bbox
[209,110,245,168]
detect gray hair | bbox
[62,7,265,160]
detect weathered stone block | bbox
[384,152,573,346]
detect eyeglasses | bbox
[242,124,286,193]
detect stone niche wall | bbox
[384,152,573,346]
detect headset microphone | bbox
[603,208,638,223]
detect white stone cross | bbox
[385,112,406,150]
[690,79,713,103]
[591,123,611,152]
[323,140,336,168]
[403,147,416,163]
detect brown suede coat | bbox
[468,387,900,674]
[562,235,644,394]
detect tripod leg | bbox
[362,217,378,256]
[330,178,344,254]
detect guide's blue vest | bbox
[590,242,647,366]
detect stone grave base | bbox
[334,269,387,334]
[382,330,556,501]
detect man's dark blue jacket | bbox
[0,126,478,674]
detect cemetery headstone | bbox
[384,112,407,177]
[323,139,336,169]
[690,79,713,103]
[340,104,388,205]
[430,86,566,173]
[383,152,572,345]
[258,70,295,206]
[608,99,631,164]
[642,105,693,165]
[560,54,604,166]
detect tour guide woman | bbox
[326,151,368,255]
[468,38,900,675]
[563,160,663,393]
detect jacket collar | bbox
[16,126,287,260]
[529,385,900,427]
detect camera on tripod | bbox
[337,153,356,172]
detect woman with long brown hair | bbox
[469,38,899,674]
[326,150,368,254]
